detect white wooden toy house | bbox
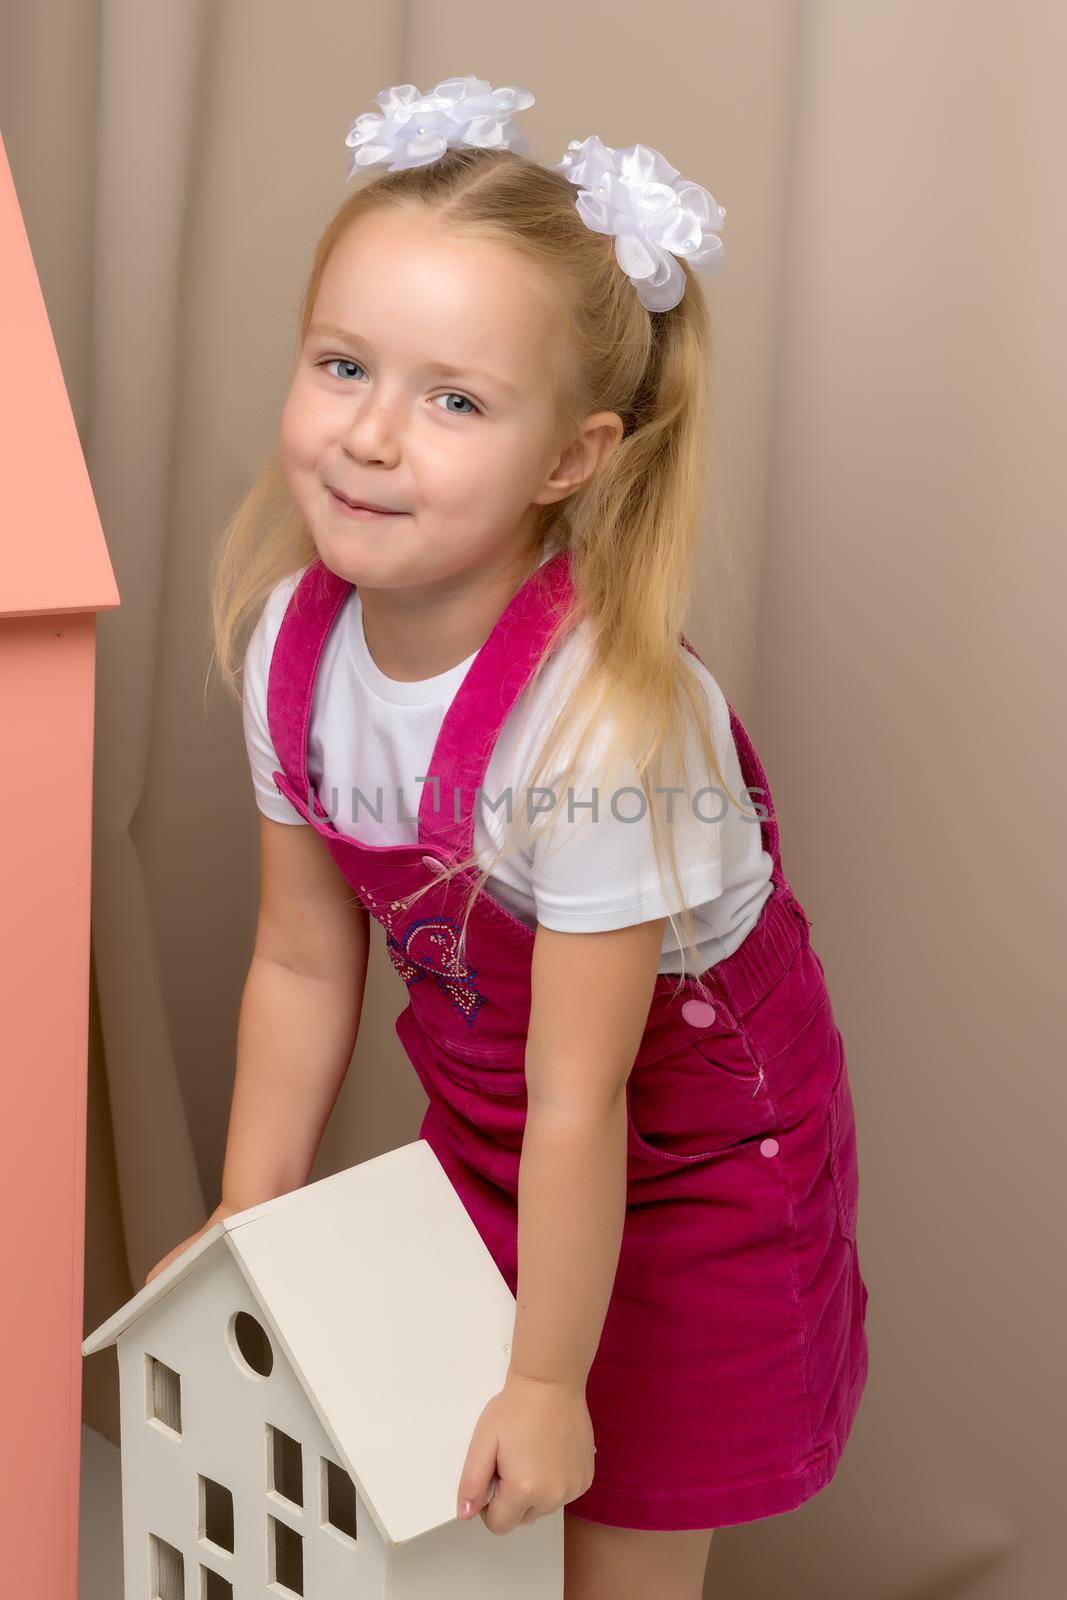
[82,1139,562,1598]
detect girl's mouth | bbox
[329,488,408,519]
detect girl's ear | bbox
[536,412,624,505]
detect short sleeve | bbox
[489,617,729,934]
[241,573,308,825]
[528,737,725,933]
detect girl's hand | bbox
[143,1201,240,1287]
[456,1369,596,1534]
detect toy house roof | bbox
[1,137,119,618]
[82,1140,516,1548]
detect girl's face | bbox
[281,207,609,592]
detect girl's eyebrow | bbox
[308,321,518,399]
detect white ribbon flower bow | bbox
[345,76,535,175]
[552,136,726,311]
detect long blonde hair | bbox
[209,146,752,1000]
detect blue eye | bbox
[318,357,480,415]
[432,391,479,416]
[321,357,363,382]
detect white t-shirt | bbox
[242,560,774,974]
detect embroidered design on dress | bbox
[271,769,488,1027]
[357,881,487,1028]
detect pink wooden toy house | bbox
[0,129,121,1600]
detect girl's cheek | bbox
[279,404,322,476]
[278,393,304,461]
[277,419,315,505]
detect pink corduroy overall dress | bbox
[265,549,870,1532]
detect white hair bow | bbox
[345,76,534,174]
[552,136,726,312]
[344,79,726,310]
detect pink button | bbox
[760,1138,779,1158]
[681,999,716,1028]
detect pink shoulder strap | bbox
[263,552,782,880]
[263,552,577,847]
[264,561,349,808]
[418,550,576,857]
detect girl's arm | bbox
[221,815,370,1209]
[508,914,668,1391]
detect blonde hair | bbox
[209,146,753,1000]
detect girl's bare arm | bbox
[221,815,371,1209]
[508,914,668,1391]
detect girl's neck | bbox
[357,539,548,683]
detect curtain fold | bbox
[86,0,212,1277]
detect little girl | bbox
[153,77,869,1599]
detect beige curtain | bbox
[3,1,1063,1593]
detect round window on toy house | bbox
[229,1310,274,1377]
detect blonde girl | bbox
[150,78,869,1600]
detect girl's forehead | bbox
[313,227,565,377]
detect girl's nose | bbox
[340,398,402,465]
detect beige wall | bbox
[2,1,1063,1593]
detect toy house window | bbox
[267,1424,303,1508]
[267,1515,303,1597]
[230,1310,274,1377]
[197,1475,235,1555]
[199,1567,233,1599]
[321,1456,358,1543]
[145,1354,182,1436]
[148,1532,183,1600]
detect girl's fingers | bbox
[457,1422,499,1519]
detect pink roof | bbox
[0,132,119,618]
